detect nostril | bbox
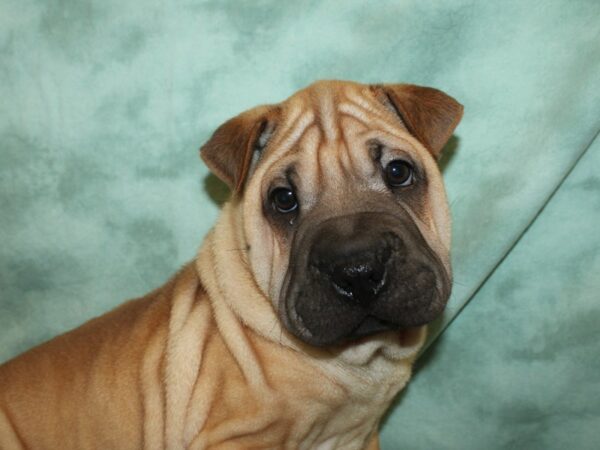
[308,234,398,304]
[369,267,387,294]
[369,266,384,283]
[329,260,387,304]
[331,278,354,299]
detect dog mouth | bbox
[280,212,451,348]
[285,274,448,348]
[346,324,424,348]
[350,315,396,338]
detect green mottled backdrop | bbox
[1,1,599,448]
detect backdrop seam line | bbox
[422,124,600,353]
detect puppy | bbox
[0,80,462,449]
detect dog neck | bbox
[196,202,425,373]
[188,202,427,448]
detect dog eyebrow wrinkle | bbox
[272,110,315,161]
[285,165,300,191]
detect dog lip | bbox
[299,317,416,347]
[349,315,394,338]
[397,326,424,348]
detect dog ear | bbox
[200,105,279,193]
[373,84,463,159]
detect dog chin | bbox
[325,328,428,367]
[281,306,428,365]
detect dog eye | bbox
[271,187,298,213]
[385,160,414,187]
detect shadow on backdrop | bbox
[203,173,230,207]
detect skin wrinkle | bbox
[273,100,304,146]
[164,268,205,449]
[315,88,339,143]
[338,102,405,139]
[266,231,277,299]
[340,119,361,181]
[206,413,279,447]
[273,111,315,162]
[347,90,394,124]
[339,140,355,183]
[209,226,268,390]
[141,327,166,450]
[314,125,325,204]
[184,336,218,446]
[308,126,323,209]
[181,301,212,444]
[296,125,321,210]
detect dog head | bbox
[201,80,462,347]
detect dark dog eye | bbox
[271,187,298,213]
[385,160,414,187]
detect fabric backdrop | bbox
[1,1,599,448]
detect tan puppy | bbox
[0,80,462,450]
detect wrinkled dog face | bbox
[202,80,463,347]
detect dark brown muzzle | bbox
[281,211,451,347]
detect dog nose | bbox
[330,258,387,304]
[310,228,394,304]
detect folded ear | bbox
[372,84,464,159]
[200,105,280,193]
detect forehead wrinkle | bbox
[338,103,402,138]
[269,109,314,163]
[355,127,414,148]
[316,142,347,192]
[358,127,431,167]
[339,119,357,176]
[295,125,321,210]
[336,128,360,183]
[314,89,339,143]
[337,107,429,175]
[346,89,394,123]
[340,120,375,181]
[314,125,325,207]
[340,89,404,133]
[277,100,304,138]
[255,124,321,200]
